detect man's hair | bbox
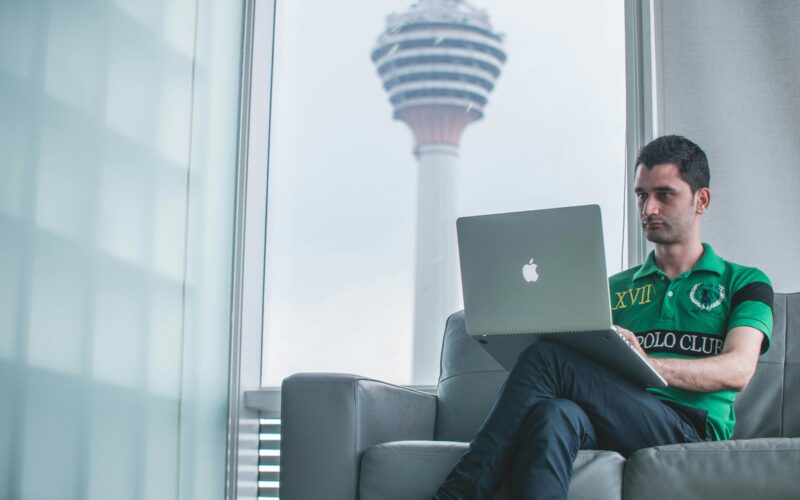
[635,135,710,193]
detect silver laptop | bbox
[456,204,667,388]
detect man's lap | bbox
[501,341,703,454]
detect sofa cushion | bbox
[623,438,800,500]
[359,441,625,500]
[435,311,508,441]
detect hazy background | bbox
[261,0,626,386]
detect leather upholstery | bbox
[280,374,436,499]
[733,293,800,438]
[360,442,624,500]
[623,438,800,499]
[280,293,800,499]
[780,293,800,437]
[434,311,507,442]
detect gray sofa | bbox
[281,293,800,499]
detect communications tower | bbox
[372,0,505,383]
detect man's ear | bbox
[695,187,711,214]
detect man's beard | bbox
[642,216,689,244]
[645,226,680,244]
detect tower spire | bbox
[373,1,505,383]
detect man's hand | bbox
[612,325,764,392]
[613,325,648,358]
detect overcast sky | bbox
[260,0,626,386]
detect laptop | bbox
[456,204,667,388]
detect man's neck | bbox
[653,240,705,280]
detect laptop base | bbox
[472,330,667,388]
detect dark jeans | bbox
[434,341,706,500]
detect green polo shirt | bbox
[609,243,773,440]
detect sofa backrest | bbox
[733,292,799,438]
[434,293,799,442]
[434,310,507,441]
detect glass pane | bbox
[262,0,626,386]
[0,0,243,498]
[0,0,192,496]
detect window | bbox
[260,0,627,387]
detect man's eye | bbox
[658,192,673,200]
[636,193,647,201]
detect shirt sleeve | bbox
[726,269,774,354]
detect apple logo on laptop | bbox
[522,258,539,283]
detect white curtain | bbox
[652,0,800,292]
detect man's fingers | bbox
[614,325,648,357]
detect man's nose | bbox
[641,197,659,216]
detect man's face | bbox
[633,163,707,245]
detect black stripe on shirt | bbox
[635,330,724,357]
[731,282,774,311]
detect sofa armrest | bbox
[280,373,438,500]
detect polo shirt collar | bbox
[633,243,725,281]
[693,243,726,275]
[633,251,660,281]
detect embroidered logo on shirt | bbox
[689,283,726,311]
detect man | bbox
[434,135,774,499]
